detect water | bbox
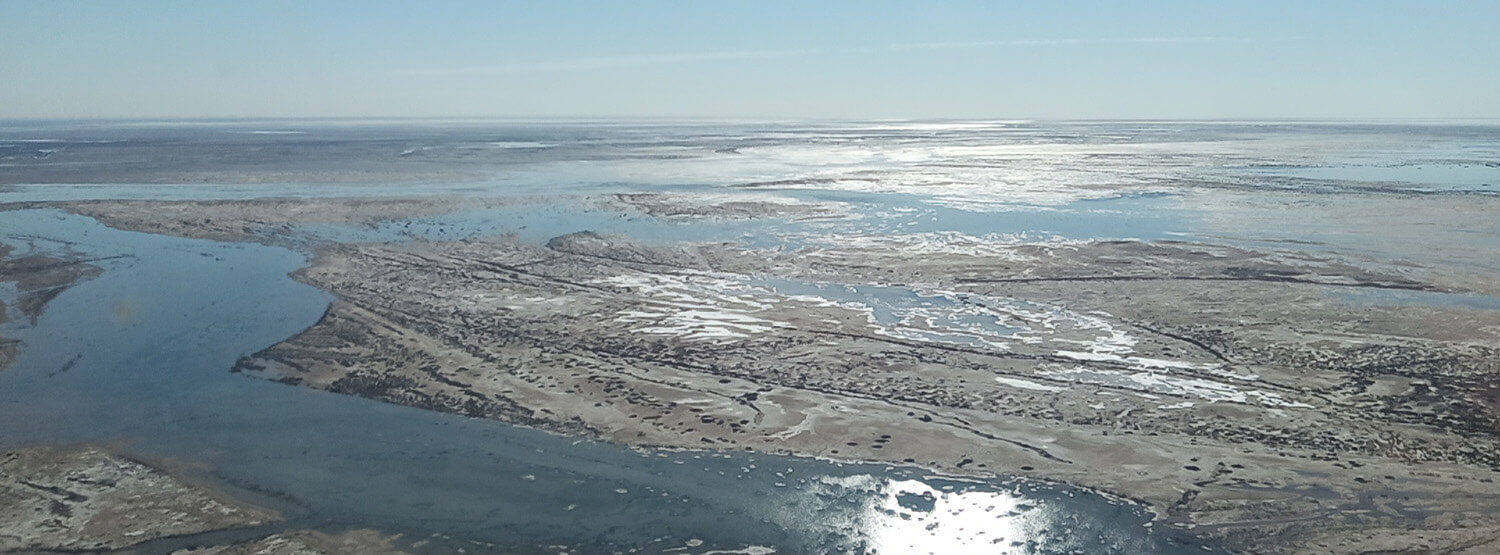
[255,190,1190,255]
[1328,287,1500,311]
[288,203,796,249]
[1251,163,1500,192]
[742,276,1030,348]
[8,120,1498,552]
[0,209,1206,553]
[782,190,1191,242]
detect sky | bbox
[1,0,1497,120]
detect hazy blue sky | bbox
[2,1,1497,120]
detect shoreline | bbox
[0,241,106,373]
[1,443,273,552]
[0,443,409,554]
[11,196,1500,553]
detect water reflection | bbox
[871,478,1026,552]
[756,471,1194,554]
[1253,163,1500,192]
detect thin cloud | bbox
[391,49,794,76]
[393,37,1254,76]
[891,38,1085,51]
[1127,36,1233,44]
[892,36,1236,51]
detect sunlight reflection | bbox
[788,474,1052,553]
[868,478,1034,553]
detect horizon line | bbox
[5,115,1500,124]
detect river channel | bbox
[0,205,1209,554]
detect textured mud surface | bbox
[172,529,406,555]
[0,244,103,372]
[19,196,534,247]
[611,192,844,221]
[0,446,409,555]
[0,446,275,552]
[179,204,1498,554]
[24,191,1500,553]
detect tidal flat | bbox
[3,120,1500,554]
[0,444,404,554]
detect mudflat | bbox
[50,192,1500,554]
[0,243,103,372]
[0,445,275,552]
[0,445,408,554]
[6,121,1499,553]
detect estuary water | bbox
[5,120,1498,553]
[0,209,1207,553]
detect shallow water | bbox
[0,209,1207,553]
[1254,163,1500,192]
[1328,287,1500,311]
[785,190,1192,242]
[271,190,1192,255]
[742,276,1030,348]
[290,203,797,249]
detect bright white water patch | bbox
[1055,350,1225,373]
[868,478,1027,552]
[653,191,837,208]
[732,142,1178,211]
[801,231,1081,260]
[623,309,781,341]
[739,277,1031,349]
[1039,366,1313,408]
[777,473,1180,553]
[994,376,1065,393]
[476,141,557,149]
[1033,309,1137,356]
[595,272,791,342]
[594,271,1160,362]
[697,546,777,555]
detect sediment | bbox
[0,445,409,554]
[34,195,1500,554]
[0,243,105,372]
[0,445,276,552]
